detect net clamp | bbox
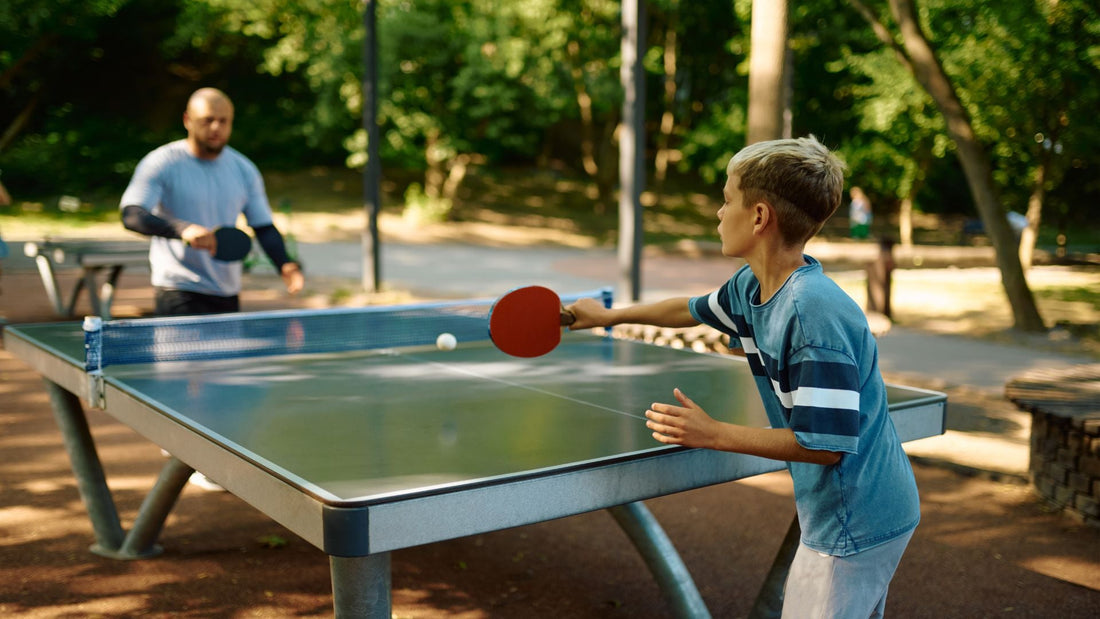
[86,371,106,410]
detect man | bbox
[121,87,303,315]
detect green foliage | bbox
[401,182,452,225]
[1,0,1099,243]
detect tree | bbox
[746,0,789,144]
[849,0,1045,332]
[932,1,1100,269]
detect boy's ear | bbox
[751,201,772,234]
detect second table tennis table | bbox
[3,292,946,617]
[23,239,149,320]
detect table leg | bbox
[44,379,125,552]
[111,456,193,559]
[748,515,800,619]
[43,379,189,559]
[33,254,65,316]
[99,265,126,320]
[330,553,391,619]
[81,267,104,318]
[608,501,712,619]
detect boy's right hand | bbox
[564,297,613,330]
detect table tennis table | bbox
[23,239,149,320]
[3,290,946,618]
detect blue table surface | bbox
[7,322,942,506]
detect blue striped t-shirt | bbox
[689,256,919,556]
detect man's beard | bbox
[197,141,226,157]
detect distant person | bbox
[567,137,919,618]
[1006,211,1028,242]
[0,173,10,291]
[120,87,303,316]
[0,173,11,207]
[849,186,872,239]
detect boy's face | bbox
[717,174,754,258]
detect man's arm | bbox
[121,204,188,238]
[252,224,304,294]
[121,205,218,252]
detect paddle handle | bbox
[560,306,576,326]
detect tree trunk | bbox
[441,153,484,204]
[654,1,680,186]
[0,93,40,153]
[898,197,914,247]
[566,40,599,179]
[747,0,789,144]
[423,128,445,201]
[888,0,1045,332]
[897,154,930,247]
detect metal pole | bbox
[362,0,382,292]
[330,553,391,618]
[116,457,193,559]
[618,0,646,302]
[43,380,125,553]
[608,501,711,619]
[748,516,800,619]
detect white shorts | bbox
[782,529,914,619]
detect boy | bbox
[566,136,919,618]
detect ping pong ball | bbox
[436,333,457,351]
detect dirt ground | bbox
[1,258,1099,617]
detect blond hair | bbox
[727,136,845,245]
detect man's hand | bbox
[281,262,304,295]
[180,224,216,254]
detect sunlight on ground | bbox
[834,266,1100,357]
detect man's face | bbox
[717,174,753,258]
[184,97,233,159]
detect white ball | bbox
[436,332,457,351]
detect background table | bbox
[23,239,148,319]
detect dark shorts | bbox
[154,287,240,316]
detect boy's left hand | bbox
[645,388,721,449]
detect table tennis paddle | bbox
[488,286,576,358]
[188,227,252,261]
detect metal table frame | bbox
[23,240,149,319]
[5,325,946,618]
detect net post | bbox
[82,316,105,408]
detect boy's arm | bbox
[646,388,842,466]
[566,296,699,330]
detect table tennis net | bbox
[84,288,612,371]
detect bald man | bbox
[121,88,304,316]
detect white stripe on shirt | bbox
[707,290,740,334]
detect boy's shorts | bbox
[782,529,914,619]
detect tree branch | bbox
[847,0,914,74]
